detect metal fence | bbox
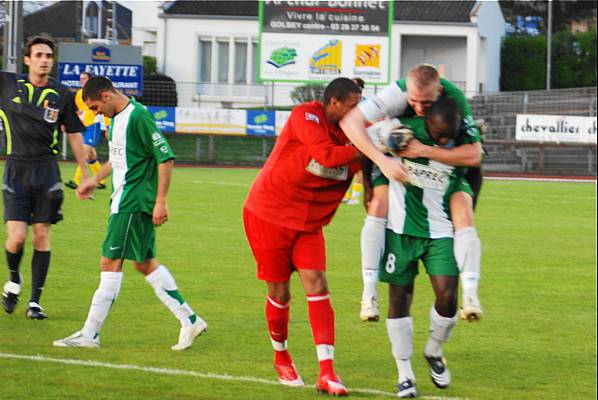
[56,133,276,166]
[139,80,474,109]
[140,81,388,108]
[469,87,597,176]
[471,86,597,140]
[2,84,596,175]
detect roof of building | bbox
[395,1,475,23]
[163,1,476,23]
[0,1,132,42]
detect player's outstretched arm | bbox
[76,162,112,200]
[340,107,410,183]
[399,140,482,167]
[67,131,90,180]
[153,159,174,227]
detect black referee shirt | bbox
[0,71,85,160]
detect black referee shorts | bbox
[3,158,64,224]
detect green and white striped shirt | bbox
[108,98,175,214]
[386,118,466,239]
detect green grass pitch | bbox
[0,162,596,400]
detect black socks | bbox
[30,250,51,304]
[5,248,24,284]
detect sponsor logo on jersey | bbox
[152,132,166,147]
[305,112,320,124]
[109,142,126,167]
[403,160,450,191]
[160,145,169,154]
[306,159,349,181]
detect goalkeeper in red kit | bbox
[243,78,362,396]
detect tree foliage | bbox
[500,0,597,33]
[143,56,157,77]
[501,34,547,90]
[501,29,597,91]
[290,83,325,104]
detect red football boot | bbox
[274,362,304,387]
[315,373,349,396]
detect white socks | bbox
[424,306,458,358]
[82,271,123,339]
[454,227,481,300]
[316,344,335,362]
[361,216,386,301]
[386,317,415,383]
[146,265,196,327]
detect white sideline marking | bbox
[192,177,596,186]
[193,180,249,187]
[485,176,595,183]
[0,352,468,400]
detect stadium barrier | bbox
[1,83,596,175]
[483,139,597,175]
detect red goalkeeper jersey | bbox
[245,101,360,232]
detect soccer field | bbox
[0,163,596,400]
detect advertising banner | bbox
[59,63,143,95]
[147,106,176,133]
[516,114,597,144]
[259,1,393,84]
[247,110,276,136]
[58,43,143,96]
[275,110,291,135]
[175,108,247,135]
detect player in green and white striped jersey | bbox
[374,98,467,397]
[54,77,207,351]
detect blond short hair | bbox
[407,64,440,90]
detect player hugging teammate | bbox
[341,63,485,397]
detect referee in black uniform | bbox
[1,36,88,319]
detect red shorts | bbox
[243,207,326,282]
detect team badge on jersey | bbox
[43,105,59,124]
[305,112,320,124]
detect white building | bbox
[149,1,505,108]
[129,0,162,56]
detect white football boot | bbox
[53,330,100,348]
[360,296,380,322]
[171,317,207,351]
[460,296,483,321]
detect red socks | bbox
[266,293,336,377]
[307,293,335,376]
[266,296,291,364]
